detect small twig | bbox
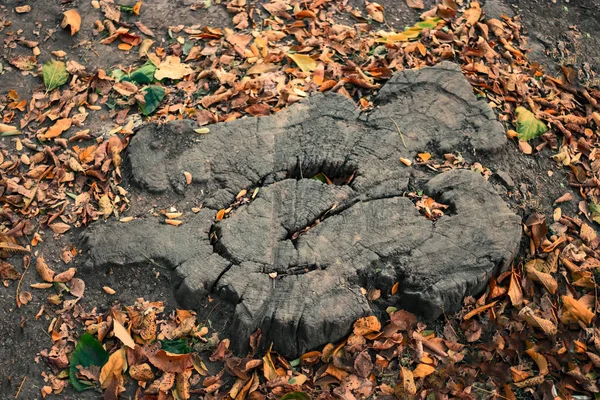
[15,256,31,308]
[389,118,407,148]
[14,376,26,398]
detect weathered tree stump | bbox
[82,62,521,357]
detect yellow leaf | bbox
[287,53,317,73]
[99,347,127,388]
[61,10,81,35]
[155,56,193,80]
[412,363,435,378]
[113,319,135,349]
[262,349,279,381]
[165,219,183,226]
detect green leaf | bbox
[159,338,191,354]
[111,69,126,82]
[515,106,548,141]
[69,333,109,391]
[128,62,157,84]
[139,85,165,115]
[42,60,69,92]
[280,392,311,400]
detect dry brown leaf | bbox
[61,10,81,35]
[396,366,417,396]
[463,1,482,25]
[129,363,154,381]
[36,257,55,283]
[53,267,76,283]
[526,263,557,294]
[561,295,595,326]
[155,56,193,80]
[406,0,424,9]
[366,2,384,22]
[507,271,523,307]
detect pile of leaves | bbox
[1,0,599,398]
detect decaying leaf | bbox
[516,106,548,141]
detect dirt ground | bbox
[0,0,598,399]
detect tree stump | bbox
[82,62,521,357]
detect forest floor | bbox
[0,0,599,399]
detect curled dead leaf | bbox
[61,10,81,35]
[36,257,55,283]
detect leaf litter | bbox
[0,0,599,398]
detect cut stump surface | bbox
[81,62,521,357]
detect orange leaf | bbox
[561,295,595,326]
[412,363,435,378]
[215,209,225,221]
[61,10,81,35]
[525,348,548,376]
[353,315,381,336]
[43,118,72,139]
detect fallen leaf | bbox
[129,363,154,381]
[0,261,20,280]
[103,286,116,295]
[412,363,435,378]
[54,268,77,282]
[366,2,384,22]
[288,53,317,73]
[99,347,126,388]
[525,349,548,376]
[353,315,381,336]
[155,56,193,80]
[561,295,595,326]
[113,319,136,349]
[406,0,424,9]
[516,107,548,141]
[49,222,71,234]
[43,118,72,139]
[61,10,81,35]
